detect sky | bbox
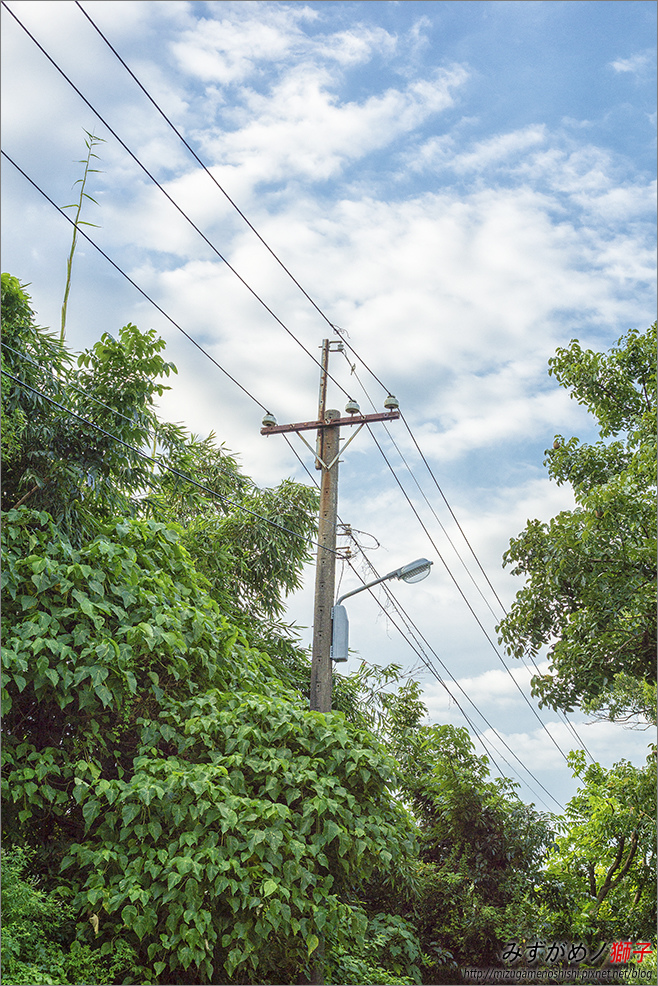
[1,0,656,811]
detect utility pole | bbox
[260,340,400,713]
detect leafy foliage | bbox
[498,324,657,721]
[2,273,178,542]
[537,749,657,947]
[376,683,552,980]
[1,846,148,985]
[2,508,417,984]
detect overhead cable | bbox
[73,0,340,336]
[1,1,353,402]
[1,150,269,412]
[366,423,577,772]
[347,356,596,762]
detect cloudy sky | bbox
[2,0,656,810]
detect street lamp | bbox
[331,558,433,662]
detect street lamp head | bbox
[395,558,432,584]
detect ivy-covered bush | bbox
[2,507,419,984]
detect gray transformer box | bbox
[331,605,349,662]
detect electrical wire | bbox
[2,150,270,413]
[73,0,341,338]
[58,5,585,765]
[347,355,596,762]
[1,1,353,403]
[7,353,509,787]
[344,352,505,622]
[4,1,564,704]
[365,422,579,773]
[344,543,563,811]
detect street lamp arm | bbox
[330,558,432,664]
[335,558,432,606]
[335,570,399,607]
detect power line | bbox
[2,280,566,805]
[344,352,505,621]
[345,354,596,762]
[1,0,353,403]
[365,422,579,773]
[346,547,563,811]
[73,0,340,338]
[2,150,270,412]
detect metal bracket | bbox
[296,423,365,471]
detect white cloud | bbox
[198,64,468,184]
[170,4,395,84]
[609,51,655,76]
[418,124,548,173]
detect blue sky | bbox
[2,0,656,809]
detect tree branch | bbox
[596,830,639,905]
[11,482,41,509]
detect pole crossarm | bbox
[260,410,399,435]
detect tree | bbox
[371,682,552,982]
[537,749,656,948]
[1,278,422,984]
[2,274,178,542]
[497,324,656,722]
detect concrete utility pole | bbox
[260,339,400,713]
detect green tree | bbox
[537,749,656,949]
[2,274,179,541]
[497,324,656,722]
[372,683,552,982]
